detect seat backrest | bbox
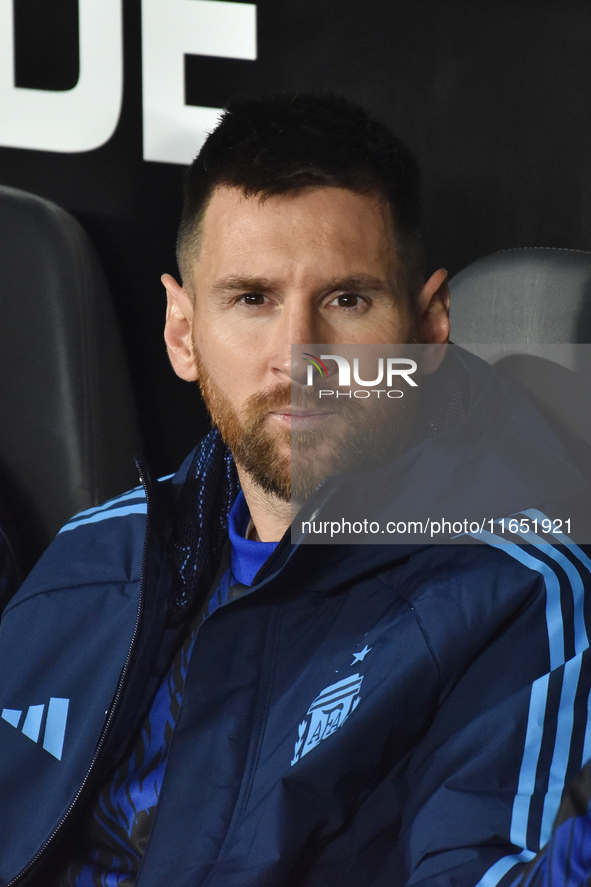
[449,247,591,469]
[0,185,143,576]
[449,247,591,348]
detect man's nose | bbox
[270,300,323,382]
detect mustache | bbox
[242,379,385,434]
[244,381,335,418]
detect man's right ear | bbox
[162,273,199,382]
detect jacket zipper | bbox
[6,468,153,887]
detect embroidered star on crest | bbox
[351,645,372,665]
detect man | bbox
[1,93,590,887]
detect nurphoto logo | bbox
[304,353,418,398]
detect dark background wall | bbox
[2,0,590,476]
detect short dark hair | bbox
[177,93,425,296]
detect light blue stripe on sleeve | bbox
[510,673,550,851]
[470,528,565,887]
[502,514,590,793]
[59,503,147,533]
[475,848,536,887]
[510,506,591,802]
[517,530,588,656]
[521,508,591,573]
[469,529,564,671]
[60,471,172,527]
[539,652,582,845]
[65,487,145,522]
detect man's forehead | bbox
[193,184,401,282]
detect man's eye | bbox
[329,294,362,308]
[241,293,266,305]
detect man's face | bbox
[165,185,449,502]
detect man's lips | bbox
[268,407,337,428]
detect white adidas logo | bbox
[1,698,69,760]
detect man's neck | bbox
[237,471,293,542]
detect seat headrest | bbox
[449,248,591,345]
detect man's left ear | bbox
[162,273,199,382]
[417,268,450,345]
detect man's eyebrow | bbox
[210,274,394,295]
[322,274,394,293]
[210,276,274,295]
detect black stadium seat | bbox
[449,246,591,471]
[449,247,591,346]
[0,185,143,595]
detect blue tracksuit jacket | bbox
[1,350,591,887]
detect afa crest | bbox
[291,674,363,766]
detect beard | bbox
[195,353,414,504]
